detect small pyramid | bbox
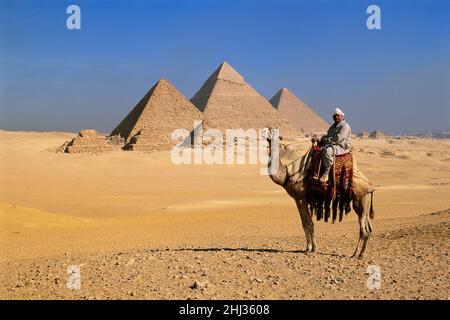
[270,88,329,134]
[61,129,115,154]
[110,78,203,150]
[190,62,299,138]
[369,130,384,139]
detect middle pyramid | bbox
[190,62,300,138]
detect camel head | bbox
[260,127,272,142]
[261,127,283,143]
[261,127,275,158]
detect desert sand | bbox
[0,130,449,299]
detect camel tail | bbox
[369,192,375,219]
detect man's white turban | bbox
[333,107,345,117]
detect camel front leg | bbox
[296,199,316,252]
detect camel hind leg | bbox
[351,193,373,258]
[358,217,373,258]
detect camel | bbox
[262,128,374,258]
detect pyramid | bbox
[190,62,300,138]
[269,88,329,135]
[110,78,203,151]
[61,129,116,154]
[369,130,384,139]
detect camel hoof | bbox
[357,255,364,260]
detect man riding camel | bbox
[319,107,352,184]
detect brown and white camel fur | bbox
[263,129,374,258]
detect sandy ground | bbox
[0,130,449,299]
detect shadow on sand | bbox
[148,247,348,258]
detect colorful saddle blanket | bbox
[334,152,353,190]
[306,147,353,223]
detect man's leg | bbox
[320,146,333,183]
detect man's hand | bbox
[320,135,329,146]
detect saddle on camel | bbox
[306,137,353,223]
[279,108,374,224]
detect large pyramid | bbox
[110,78,203,151]
[190,62,300,138]
[269,88,329,134]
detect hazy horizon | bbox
[1,0,449,134]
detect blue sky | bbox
[0,0,449,134]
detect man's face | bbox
[333,114,344,123]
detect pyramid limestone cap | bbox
[214,61,245,84]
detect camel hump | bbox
[280,148,304,166]
[352,156,375,197]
